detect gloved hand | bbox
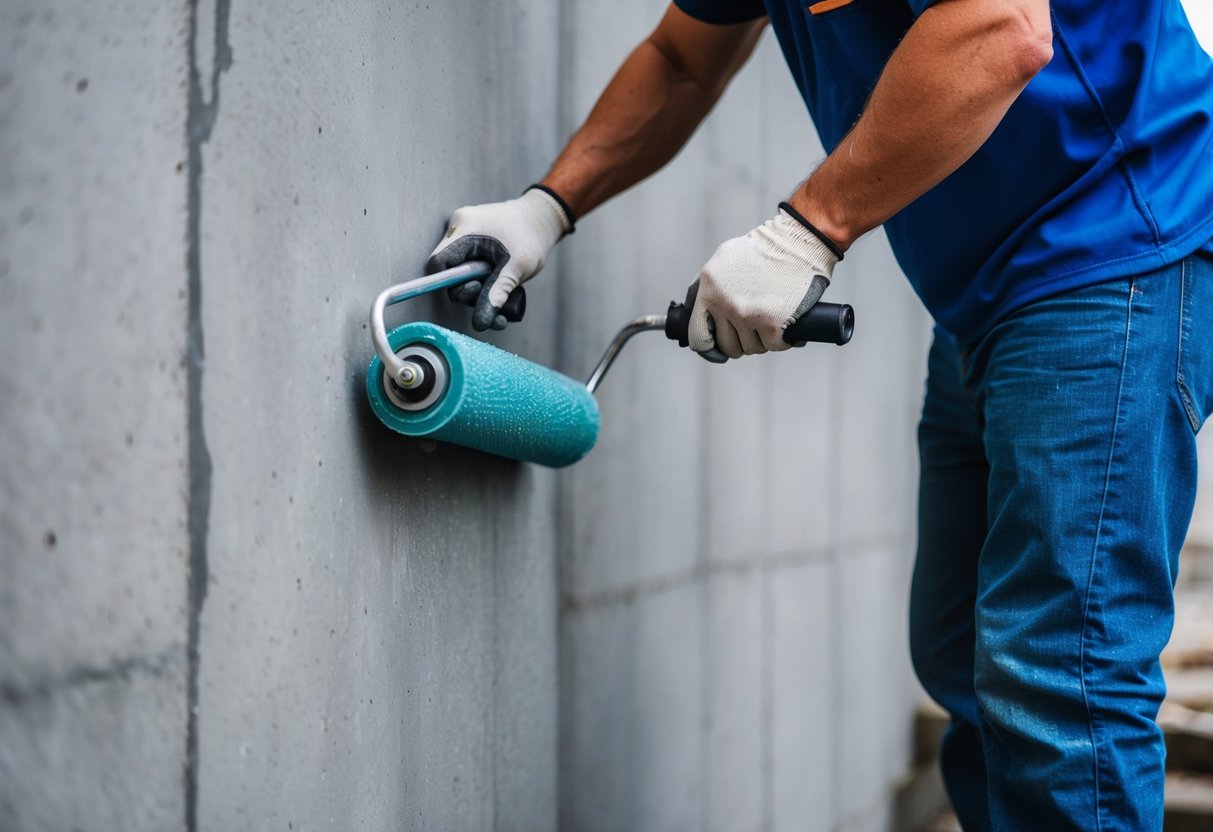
[427,185,575,331]
[688,203,843,358]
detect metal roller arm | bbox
[370,261,491,386]
[372,262,668,397]
[584,315,667,395]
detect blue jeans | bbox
[909,250,1213,831]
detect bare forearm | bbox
[540,42,713,217]
[790,0,1053,249]
[542,9,765,219]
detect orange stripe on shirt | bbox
[808,0,855,14]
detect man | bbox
[427,0,1213,828]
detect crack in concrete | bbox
[0,647,185,706]
[184,1,231,830]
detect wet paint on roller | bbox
[367,322,600,468]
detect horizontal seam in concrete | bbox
[831,534,911,558]
[763,532,909,566]
[0,645,185,705]
[762,547,835,570]
[561,562,737,613]
[559,533,911,612]
[559,561,761,614]
[558,545,823,613]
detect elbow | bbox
[1010,28,1053,82]
[1003,5,1054,83]
[940,0,1053,85]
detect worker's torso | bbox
[683,0,1213,345]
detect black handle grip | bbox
[784,300,854,346]
[664,279,853,357]
[498,286,527,322]
[453,283,527,323]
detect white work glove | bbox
[689,204,842,358]
[427,185,575,331]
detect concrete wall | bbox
[191,2,562,830]
[555,4,929,829]
[0,3,191,829]
[0,1,933,831]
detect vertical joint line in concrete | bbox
[184,1,232,830]
[758,63,775,832]
[489,476,501,832]
[551,0,573,376]
[553,3,573,823]
[827,379,843,825]
[760,572,773,831]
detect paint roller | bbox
[367,261,854,468]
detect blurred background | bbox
[0,1,1210,830]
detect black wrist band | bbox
[778,201,844,261]
[526,184,577,234]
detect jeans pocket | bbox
[1176,253,1210,433]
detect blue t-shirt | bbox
[675,0,1213,345]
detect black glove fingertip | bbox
[426,251,453,275]
[472,295,499,332]
[491,315,508,331]
[446,281,481,305]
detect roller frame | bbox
[371,262,666,397]
[370,261,493,389]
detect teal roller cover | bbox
[367,322,600,468]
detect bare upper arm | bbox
[647,4,768,95]
[919,0,1053,79]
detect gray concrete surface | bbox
[555,6,931,830]
[0,1,983,831]
[192,2,561,830]
[0,2,191,829]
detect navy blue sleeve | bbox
[904,0,939,15]
[673,0,767,25]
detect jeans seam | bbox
[1176,257,1201,433]
[1078,278,1135,832]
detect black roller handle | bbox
[786,299,855,346]
[664,278,853,361]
